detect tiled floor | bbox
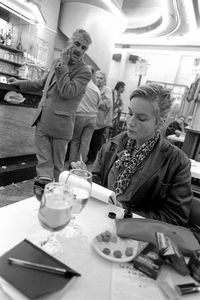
[0,162,95,208]
[0,179,34,207]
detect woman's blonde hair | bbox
[130,84,172,123]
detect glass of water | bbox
[65,169,92,215]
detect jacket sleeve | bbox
[92,141,111,185]
[18,74,48,92]
[134,158,192,226]
[54,64,92,99]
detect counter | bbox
[0,82,42,159]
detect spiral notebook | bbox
[0,239,81,299]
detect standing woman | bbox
[87,71,113,164]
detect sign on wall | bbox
[37,38,49,67]
[135,59,148,76]
[192,57,200,74]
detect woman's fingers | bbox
[71,161,87,170]
[115,200,123,207]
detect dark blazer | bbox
[92,132,192,226]
[18,59,91,139]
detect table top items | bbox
[116,217,200,255]
[0,239,80,299]
[34,182,73,254]
[33,176,53,202]
[59,170,116,204]
[65,169,92,215]
[0,186,200,299]
[4,91,25,104]
[132,242,163,279]
[92,230,138,263]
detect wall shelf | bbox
[0,43,24,54]
[0,71,22,78]
[0,57,23,67]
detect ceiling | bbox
[113,0,200,45]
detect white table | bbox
[191,159,200,179]
[0,197,199,300]
[167,133,185,143]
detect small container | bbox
[108,212,116,219]
[188,250,200,282]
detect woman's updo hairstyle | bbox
[130,84,172,123]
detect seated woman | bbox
[72,84,192,227]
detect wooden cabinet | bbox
[0,82,42,159]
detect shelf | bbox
[0,43,24,54]
[0,57,23,67]
[0,71,21,78]
[25,62,46,71]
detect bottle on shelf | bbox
[6,28,12,46]
[0,29,5,44]
[16,38,23,51]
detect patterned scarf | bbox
[114,130,160,196]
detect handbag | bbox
[116,218,200,255]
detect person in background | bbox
[8,29,92,182]
[68,66,101,164]
[87,71,113,164]
[112,81,126,132]
[72,84,192,228]
[166,115,186,137]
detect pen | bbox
[80,153,83,162]
[8,257,68,275]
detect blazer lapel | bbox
[46,59,59,92]
[103,134,128,186]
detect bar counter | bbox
[0,82,42,159]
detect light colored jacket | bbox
[76,80,101,117]
[18,58,91,139]
[96,85,113,129]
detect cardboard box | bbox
[132,242,163,279]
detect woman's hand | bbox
[71,161,88,170]
[115,200,123,207]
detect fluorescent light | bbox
[0,0,46,25]
[27,1,46,26]
[0,2,35,24]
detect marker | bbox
[8,257,71,276]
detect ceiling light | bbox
[0,0,46,25]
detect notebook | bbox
[0,239,81,299]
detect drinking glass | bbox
[39,182,73,231]
[32,182,73,254]
[61,169,92,238]
[65,169,92,215]
[33,176,53,201]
